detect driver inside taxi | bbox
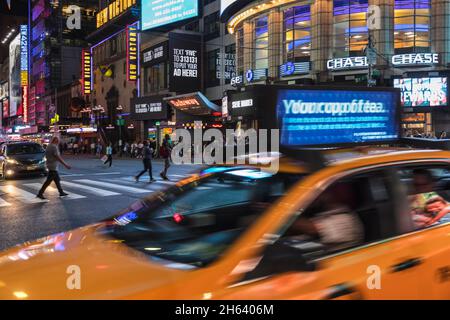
[287,184,364,252]
[410,168,450,227]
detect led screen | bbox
[141,0,198,31]
[277,89,399,146]
[393,77,448,107]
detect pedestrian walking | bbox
[36,136,72,200]
[134,141,155,182]
[104,143,113,167]
[90,141,95,154]
[160,134,172,180]
[137,141,144,158]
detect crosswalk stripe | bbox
[24,183,86,200]
[75,179,150,193]
[0,185,47,204]
[61,181,120,196]
[0,197,12,207]
[153,180,176,185]
[169,174,189,178]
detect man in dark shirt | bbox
[37,136,72,200]
[134,140,155,182]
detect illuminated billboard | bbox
[393,77,448,108]
[20,25,29,123]
[9,33,21,117]
[277,88,400,147]
[141,0,199,31]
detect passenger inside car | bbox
[287,183,365,252]
[409,168,450,228]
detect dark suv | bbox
[0,142,47,179]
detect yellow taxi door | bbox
[411,222,450,299]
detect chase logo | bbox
[246,69,254,82]
[281,62,295,77]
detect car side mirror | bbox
[243,241,319,280]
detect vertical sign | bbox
[127,24,138,81]
[82,49,92,95]
[20,25,29,123]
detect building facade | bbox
[29,0,98,129]
[222,0,450,134]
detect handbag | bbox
[101,155,108,162]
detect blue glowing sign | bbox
[141,0,199,31]
[277,89,399,146]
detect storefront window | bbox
[254,15,269,70]
[394,0,430,53]
[333,0,368,57]
[284,5,311,62]
[144,63,167,95]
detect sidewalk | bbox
[62,153,168,163]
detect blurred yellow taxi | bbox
[0,146,450,299]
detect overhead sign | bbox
[391,53,439,66]
[327,56,368,70]
[164,92,220,116]
[279,62,310,77]
[96,0,137,29]
[126,23,139,81]
[169,33,201,93]
[142,41,168,66]
[130,96,168,120]
[82,49,92,95]
[228,90,258,117]
[277,88,399,146]
[141,0,199,31]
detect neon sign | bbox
[82,49,92,95]
[20,25,29,122]
[96,0,137,29]
[327,57,368,70]
[126,24,138,81]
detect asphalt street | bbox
[0,155,201,251]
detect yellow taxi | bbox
[0,145,450,300]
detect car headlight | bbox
[6,159,19,165]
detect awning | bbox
[164,92,221,116]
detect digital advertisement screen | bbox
[277,89,399,146]
[141,0,199,31]
[393,77,448,107]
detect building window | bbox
[394,0,430,53]
[284,5,311,63]
[254,15,269,70]
[333,0,368,57]
[206,49,221,88]
[185,20,200,32]
[236,26,244,74]
[224,44,236,84]
[144,63,167,95]
[204,12,221,41]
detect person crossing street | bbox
[36,136,72,200]
[104,143,113,168]
[160,134,172,180]
[134,141,155,183]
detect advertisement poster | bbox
[9,33,21,117]
[169,33,201,94]
[277,89,399,146]
[131,96,168,120]
[394,77,448,107]
[141,0,198,31]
